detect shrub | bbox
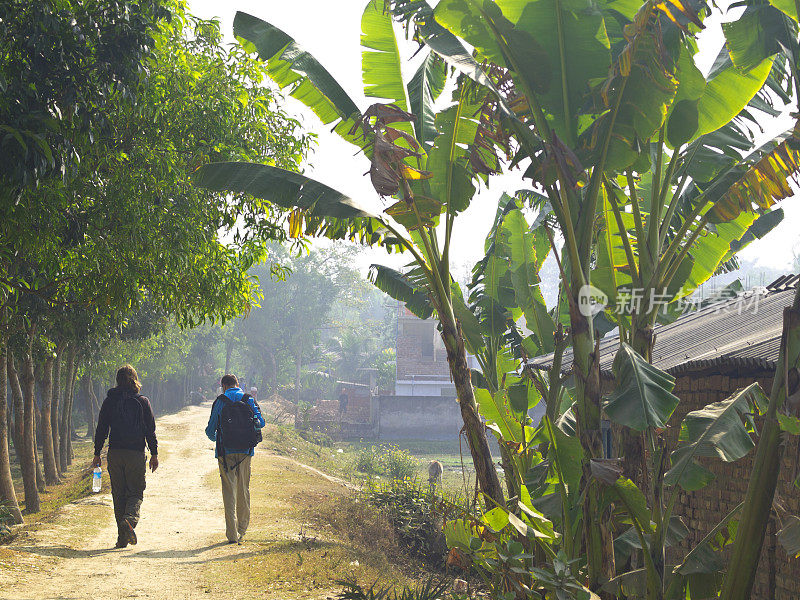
[382,445,417,480]
[317,495,400,563]
[363,478,447,567]
[354,444,417,480]
[356,445,382,474]
[335,576,449,600]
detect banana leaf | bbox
[233,12,363,146]
[603,343,681,432]
[665,383,767,491]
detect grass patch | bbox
[4,437,96,534]
[258,424,487,500]
[201,450,424,599]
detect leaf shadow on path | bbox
[10,545,119,559]
[130,541,232,559]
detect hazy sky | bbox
[189,0,800,277]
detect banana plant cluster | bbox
[194,0,800,598]
[195,0,517,505]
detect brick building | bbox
[395,305,456,398]
[532,274,799,598]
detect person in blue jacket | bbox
[205,374,265,544]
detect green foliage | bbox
[666,383,767,492]
[0,0,170,190]
[603,343,681,431]
[223,245,396,401]
[200,3,800,599]
[335,576,449,600]
[356,445,418,480]
[363,478,448,565]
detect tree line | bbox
[0,0,311,523]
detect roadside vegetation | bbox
[5,0,800,598]
[198,1,800,599]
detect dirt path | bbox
[0,402,354,600]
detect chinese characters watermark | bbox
[578,285,763,318]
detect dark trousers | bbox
[107,448,146,536]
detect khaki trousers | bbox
[107,449,146,538]
[217,454,251,542]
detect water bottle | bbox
[92,467,102,493]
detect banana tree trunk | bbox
[0,343,23,524]
[568,294,616,594]
[440,315,505,507]
[627,310,656,493]
[8,353,23,466]
[19,335,40,513]
[720,286,800,600]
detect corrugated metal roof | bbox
[529,275,798,376]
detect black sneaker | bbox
[123,519,137,546]
[115,537,128,549]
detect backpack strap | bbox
[214,394,229,466]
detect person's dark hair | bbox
[221,374,238,388]
[116,365,142,393]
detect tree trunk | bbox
[66,354,78,462]
[623,314,657,503]
[0,344,23,524]
[720,287,800,600]
[83,376,96,438]
[39,356,59,485]
[33,405,44,492]
[294,350,302,405]
[51,348,62,476]
[225,339,233,374]
[440,316,505,507]
[19,339,40,513]
[59,346,75,472]
[8,354,23,465]
[568,294,615,596]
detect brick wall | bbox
[667,372,800,599]
[396,312,450,380]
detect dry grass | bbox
[4,437,96,535]
[200,447,427,599]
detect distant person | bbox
[93,365,159,549]
[205,374,265,544]
[338,390,349,418]
[249,386,258,399]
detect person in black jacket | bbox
[93,365,159,549]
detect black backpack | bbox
[216,394,262,455]
[110,393,144,446]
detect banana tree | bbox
[461,194,554,503]
[195,1,513,505]
[389,0,800,591]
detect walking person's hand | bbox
[92,455,101,468]
[149,455,159,472]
